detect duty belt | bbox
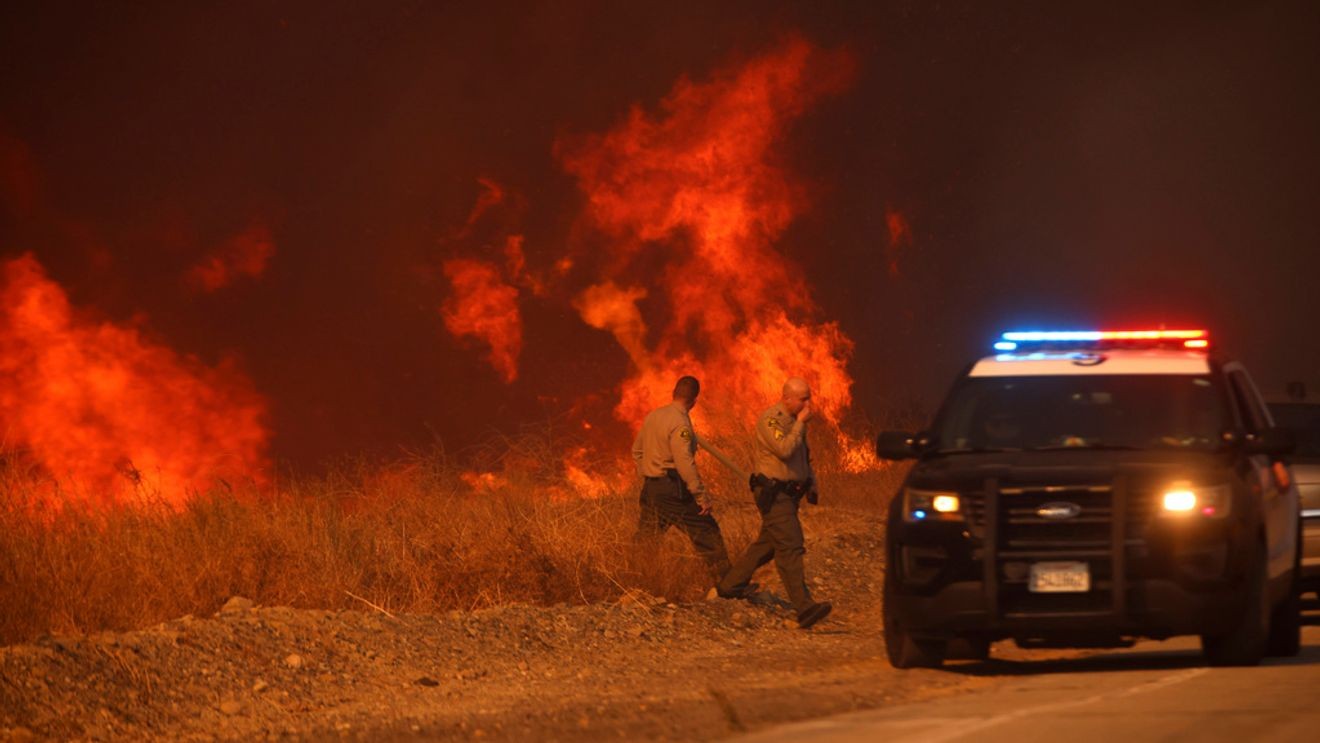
[748,472,812,494]
[748,473,814,514]
[645,468,680,481]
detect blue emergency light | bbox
[993,328,1209,352]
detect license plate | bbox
[1029,561,1091,593]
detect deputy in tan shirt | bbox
[631,375,731,581]
[632,400,706,503]
[753,399,814,484]
[716,377,832,628]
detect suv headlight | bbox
[904,488,962,522]
[1159,482,1231,518]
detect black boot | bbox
[797,601,832,629]
[716,581,760,600]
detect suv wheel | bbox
[1201,540,1269,667]
[883,571,945,669]
[1266,522,1302,657]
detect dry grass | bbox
[0,425,906,647]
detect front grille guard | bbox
[981,475,1132,623]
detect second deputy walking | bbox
[718,377,832,628]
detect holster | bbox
[748,474,815,514]
[754,487,775,514]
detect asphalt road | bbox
[743,622,1320,743]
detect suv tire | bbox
[1266,522,1303,657]
[883,572,945,669]
[1201,540,1269,667]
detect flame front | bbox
[557,37,861,435]
[0,254,269,505]
[440,258,523,384]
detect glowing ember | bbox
[460,470,508,491]
[564,463,609,499]
[186,223,276,292]
[440,258,522,383]
[0,253,269,505]
[562,446,631,500]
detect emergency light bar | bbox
[994,329,1209,352]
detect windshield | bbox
[1267,403,1320,463]
[932,375,1228,453]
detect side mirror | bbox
[1245,427,1295,457]
[876,430,922,460]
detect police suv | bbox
[877,330,1302,668]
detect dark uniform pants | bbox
[718,488,812,611]
[636,475,731,579]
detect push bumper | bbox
[888,474,1251,643]
[891,577,1244,641]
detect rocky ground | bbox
[0,509,1002,741]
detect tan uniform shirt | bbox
[632,401,705,497]
[753,402,813,482]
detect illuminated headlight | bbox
[905,489,961,522]
[1160,483,1231,517]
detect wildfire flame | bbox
[556,36,861,434]
[441,36,886,491]
[0,254,269,506]
[440,258,523,384]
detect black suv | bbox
[877,331,1301,668]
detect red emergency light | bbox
[996,329,1210,352]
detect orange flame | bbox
[572,282,650,368]
[839,435,885,474]
[557,36,861,434]
[460,470,508,491]
[186,223,276,292]
[0,254,269,505]
[440,258,522,383]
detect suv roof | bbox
[975,328,1215,377]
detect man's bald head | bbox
[781,377,812,416]
[783,378,810,399]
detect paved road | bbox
[743,623,1320,743]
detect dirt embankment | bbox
[0,511,987,741]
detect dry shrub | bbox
[0,422,909,646]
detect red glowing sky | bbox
[2,2,1319,470]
